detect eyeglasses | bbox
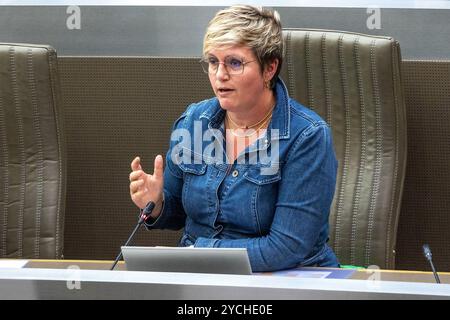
[200,56,256,75]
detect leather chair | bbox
[280,29,407,269]
[0,43,66,259]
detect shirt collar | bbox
[200,77,290,140]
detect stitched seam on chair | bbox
[365,40,383,266]
[285,32,295,97]
[350,37,367,265]
[27,49,44,259]
[305,32,314,110]
[333,34,351,259]
[47,49,63,258]
[321,33,332,126]
[0,92,8,257]
[10,47,26,258]
[386,42,400,268]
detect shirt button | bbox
[232,170,239,177]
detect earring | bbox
[264,79,270,89]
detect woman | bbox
[129,5,339,272]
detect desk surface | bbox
[1,259,449,299]
[22,259,450,283]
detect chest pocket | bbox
[178,148,207,175]
[241,164,282,235]
[178,148,211,221]
[243,164,282,185]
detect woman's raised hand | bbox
[129,155,164,217]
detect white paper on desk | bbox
[0,259,28,269]
[259,269,332,278]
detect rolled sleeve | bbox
[194,237,219,248]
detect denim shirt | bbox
[146,77,339,272]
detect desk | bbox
[0,259,449,299]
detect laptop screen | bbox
[121,246,252,275]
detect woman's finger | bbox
[131,156,142,171]
[130,179,145,193]
[153,155,164,180]
[129,170,143,182]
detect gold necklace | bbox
[226,113,272,138]
[226,104,275,130]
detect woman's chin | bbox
[217,98,235,111]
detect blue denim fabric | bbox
[146,77,339,272]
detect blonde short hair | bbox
[203,5,283,88]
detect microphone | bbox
[110,201,155,270]
[422,244,441,284]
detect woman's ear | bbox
[264,58,279,81]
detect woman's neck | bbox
[227,90,276,129]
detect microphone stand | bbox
[110,202,155,271]
[422,244,441,284]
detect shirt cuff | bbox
[143,200,165,229]
[194,237,219,248]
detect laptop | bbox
[121,246,252,275]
